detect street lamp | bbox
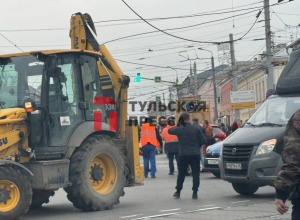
[198,48,218,125]
[167,66,180,100]
[167,66,179,84]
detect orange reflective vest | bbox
[162,125,178,143]
[140,123,160,148]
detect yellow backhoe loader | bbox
[0,12,143,220]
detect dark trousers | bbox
[176,154,200,192]
[168,152,179,174]
[142,144,156,176]
[292,198,300,220]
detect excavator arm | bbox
[70,12,129,138]
[70,13,143,185]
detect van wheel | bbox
[30,190,55,209]
[65,135,127,211]
[232,183,259,195]
[0,166,32,220]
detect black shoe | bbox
[192,193,198,199]
[151,175,156,178]
[168,173,174,175]
[173,192,180,199]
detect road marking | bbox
[159,208,181,212]
[197,204,215,207]
[131,207,221,220]
[121,214,143,219]
[230,200,250,204]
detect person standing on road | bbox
[140,117,163,178]
[162,117,179,175]
[220,123,226,133]
[274,109,300,219]
[192,118,206,172]
[202,120,216,157]
[168,113,206,199]
[231,119,240,133]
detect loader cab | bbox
[0,51,116,159]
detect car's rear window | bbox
[212,127,223,133]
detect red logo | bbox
[94,97,117,131]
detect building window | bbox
[262,80,265,100]
[256,84,259,103]
[259,82,261,103]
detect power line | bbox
[112,1,263,45]
[0,33,23,52]
[0,1,264,33]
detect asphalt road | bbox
[23,154,292,220]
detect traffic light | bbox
[176,82,182,85]
[134,73,141,82]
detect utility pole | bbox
[198,47,218,125]
[163,92,166,116]
[211,57,218,125]
[190,64,193,95]
[264,0,274,90]
[230,33,240,123]
[194,62,197,96]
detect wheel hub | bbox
[90,163,104,182]
[0,187,11,203]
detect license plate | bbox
[208,160,219,165]
[226,163,242,170]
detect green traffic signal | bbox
[176,82,182,85]
[134,73,141,82]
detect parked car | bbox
[211,125,227,142]
[203,141,222,178]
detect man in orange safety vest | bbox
[140,117,162,178]
[162,117,179,175]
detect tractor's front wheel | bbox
[0,166,32,220]
[65,135,127,211]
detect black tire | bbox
[0,166,32,220]
[65,135,127,211]
[212,172,221,178]
[232,183,259,195]
[30,190,55,209]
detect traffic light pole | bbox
[212,56,218,125]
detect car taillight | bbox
[222,133,227,138]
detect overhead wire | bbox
[110,1,262,45]
[0,33,23,52]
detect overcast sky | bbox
[1,0,299,115]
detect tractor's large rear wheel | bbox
[0,166,32,220]
[65,135,127,211]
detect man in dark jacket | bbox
[231,119,240,133]
[192,118,206,171]
[274,109,300,219]
[168,113,206,199]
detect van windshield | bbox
[247,96,300,126]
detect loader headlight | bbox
[255,139,276,155]
[25,102,36,112]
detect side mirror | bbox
[47,67,62,77]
